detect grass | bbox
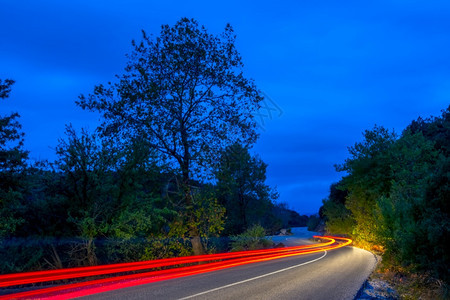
[370,261,448,300]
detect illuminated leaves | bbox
[325,108,450,281]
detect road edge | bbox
[353,249,380,299]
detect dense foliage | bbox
[77,18,263,255]
[230,225,273,251]
[0,19,308,274]
[216,143,278,235]
[321,106,449,283]
[0,79,28,239]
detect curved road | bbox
[84,242,376,300]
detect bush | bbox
[230,225,272,251]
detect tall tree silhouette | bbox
[0,79,28,237]
[78,18,262,254]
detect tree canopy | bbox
[0,21,293,274]
[216,143,278,235]
[0,79,29,238]
[77,18,263,254]
[78,18,262,179]
[321,106,450,283]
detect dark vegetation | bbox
[0,20,307,274]
[318,106,449,288]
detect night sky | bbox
[1,1,449,214]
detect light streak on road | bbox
[0,237,335,288]
[0,236,351,299]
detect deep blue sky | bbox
[1,1,449,214]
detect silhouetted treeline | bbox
[0,80,306,274]
[1,19,311,274]
[0,125,301,273]
[320,106,449,283]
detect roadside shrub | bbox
[230,225,272,251]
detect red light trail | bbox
[0,237,335,287]
[0,236,351,299]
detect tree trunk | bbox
[190,234,205,256]
[186,191,205,255]
[182,173,205,255]
[86,238,97,266]
[180,128,205,256]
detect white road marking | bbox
[178,250,327,300]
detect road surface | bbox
[84,235,376,300]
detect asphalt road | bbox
[83,241,376,300]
